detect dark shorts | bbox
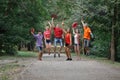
[46,39,51,44]
[84,38,90,47]
[36,46,42,52]
[65,43,70,47]
[74,44,80,46]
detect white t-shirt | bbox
[74,34,78,44]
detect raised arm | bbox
[61,21,67,34]
[31,32,37,38]
[48,21,52,30]
[62,28,67,34]
[81,19,85,27]
[51,18,55,28]
[72,28,75,34]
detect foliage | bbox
[0,0,48,55]
[0,0,120,61]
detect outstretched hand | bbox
[31,28,35,34]
[62,21,64,26]
[31,31,34,35]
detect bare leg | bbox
[48,43,51,55]
[74,45,77,59]
[74,45,77,54]
[67,47,72,60]
[54,46,56,58]
[38,51,43,61]
[65,47,69,59]
[58,46,63,57]
[77,45,81,60]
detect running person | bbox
[73,28,81,60]
[31,30,43,61]
[62,22,72,61]
[51,18,63,58]
[81,19,94,55]
[44,22,52,55]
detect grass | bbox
[17,51,37,57]
[0,63,22,80]
[80,54,120,68]
[0,51,37,60]
[0,51,37,80]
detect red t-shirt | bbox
[54,27,63,38]
[44,30,51,39]
[65,33,71,44]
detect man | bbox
[81,20,94,55]
[31,30,43,60]
[51,18,63,58]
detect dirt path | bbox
[15,54,120,80]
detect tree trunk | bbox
[111,25,115,62]
[110,0,118,62]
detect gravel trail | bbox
[15,54,120,80]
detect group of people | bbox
[31,18,93,61]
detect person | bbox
[44,22,52,55]
[31,30,43,61]
[51,18,63,58]
[72,28,81,60]
[81,19,94,55]
[62,22,72,61]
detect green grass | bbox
[0,51,37,60]
[17,51,37,57]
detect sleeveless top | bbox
[74,34,80,44]
[65,33,71,44]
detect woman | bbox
[63,28,72,61]
[73,28,81,60]
[44,22,52,55]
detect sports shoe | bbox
[54,54,56,58]
[69,58,72,61]
[66,58,69,61]
[58,53,60,57]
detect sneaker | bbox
[48,52,51,55]
[69,58,72,61]
[58,53,60,57]
[54,54,56,58]
[66,58,69,61]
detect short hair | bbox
[38,30,41,32]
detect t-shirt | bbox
[33,34,43,47]
[54,27,63,38]
[44,30,51,39]
[74,34,80,44]
[65,33,71,44]
[83,26,91,40]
